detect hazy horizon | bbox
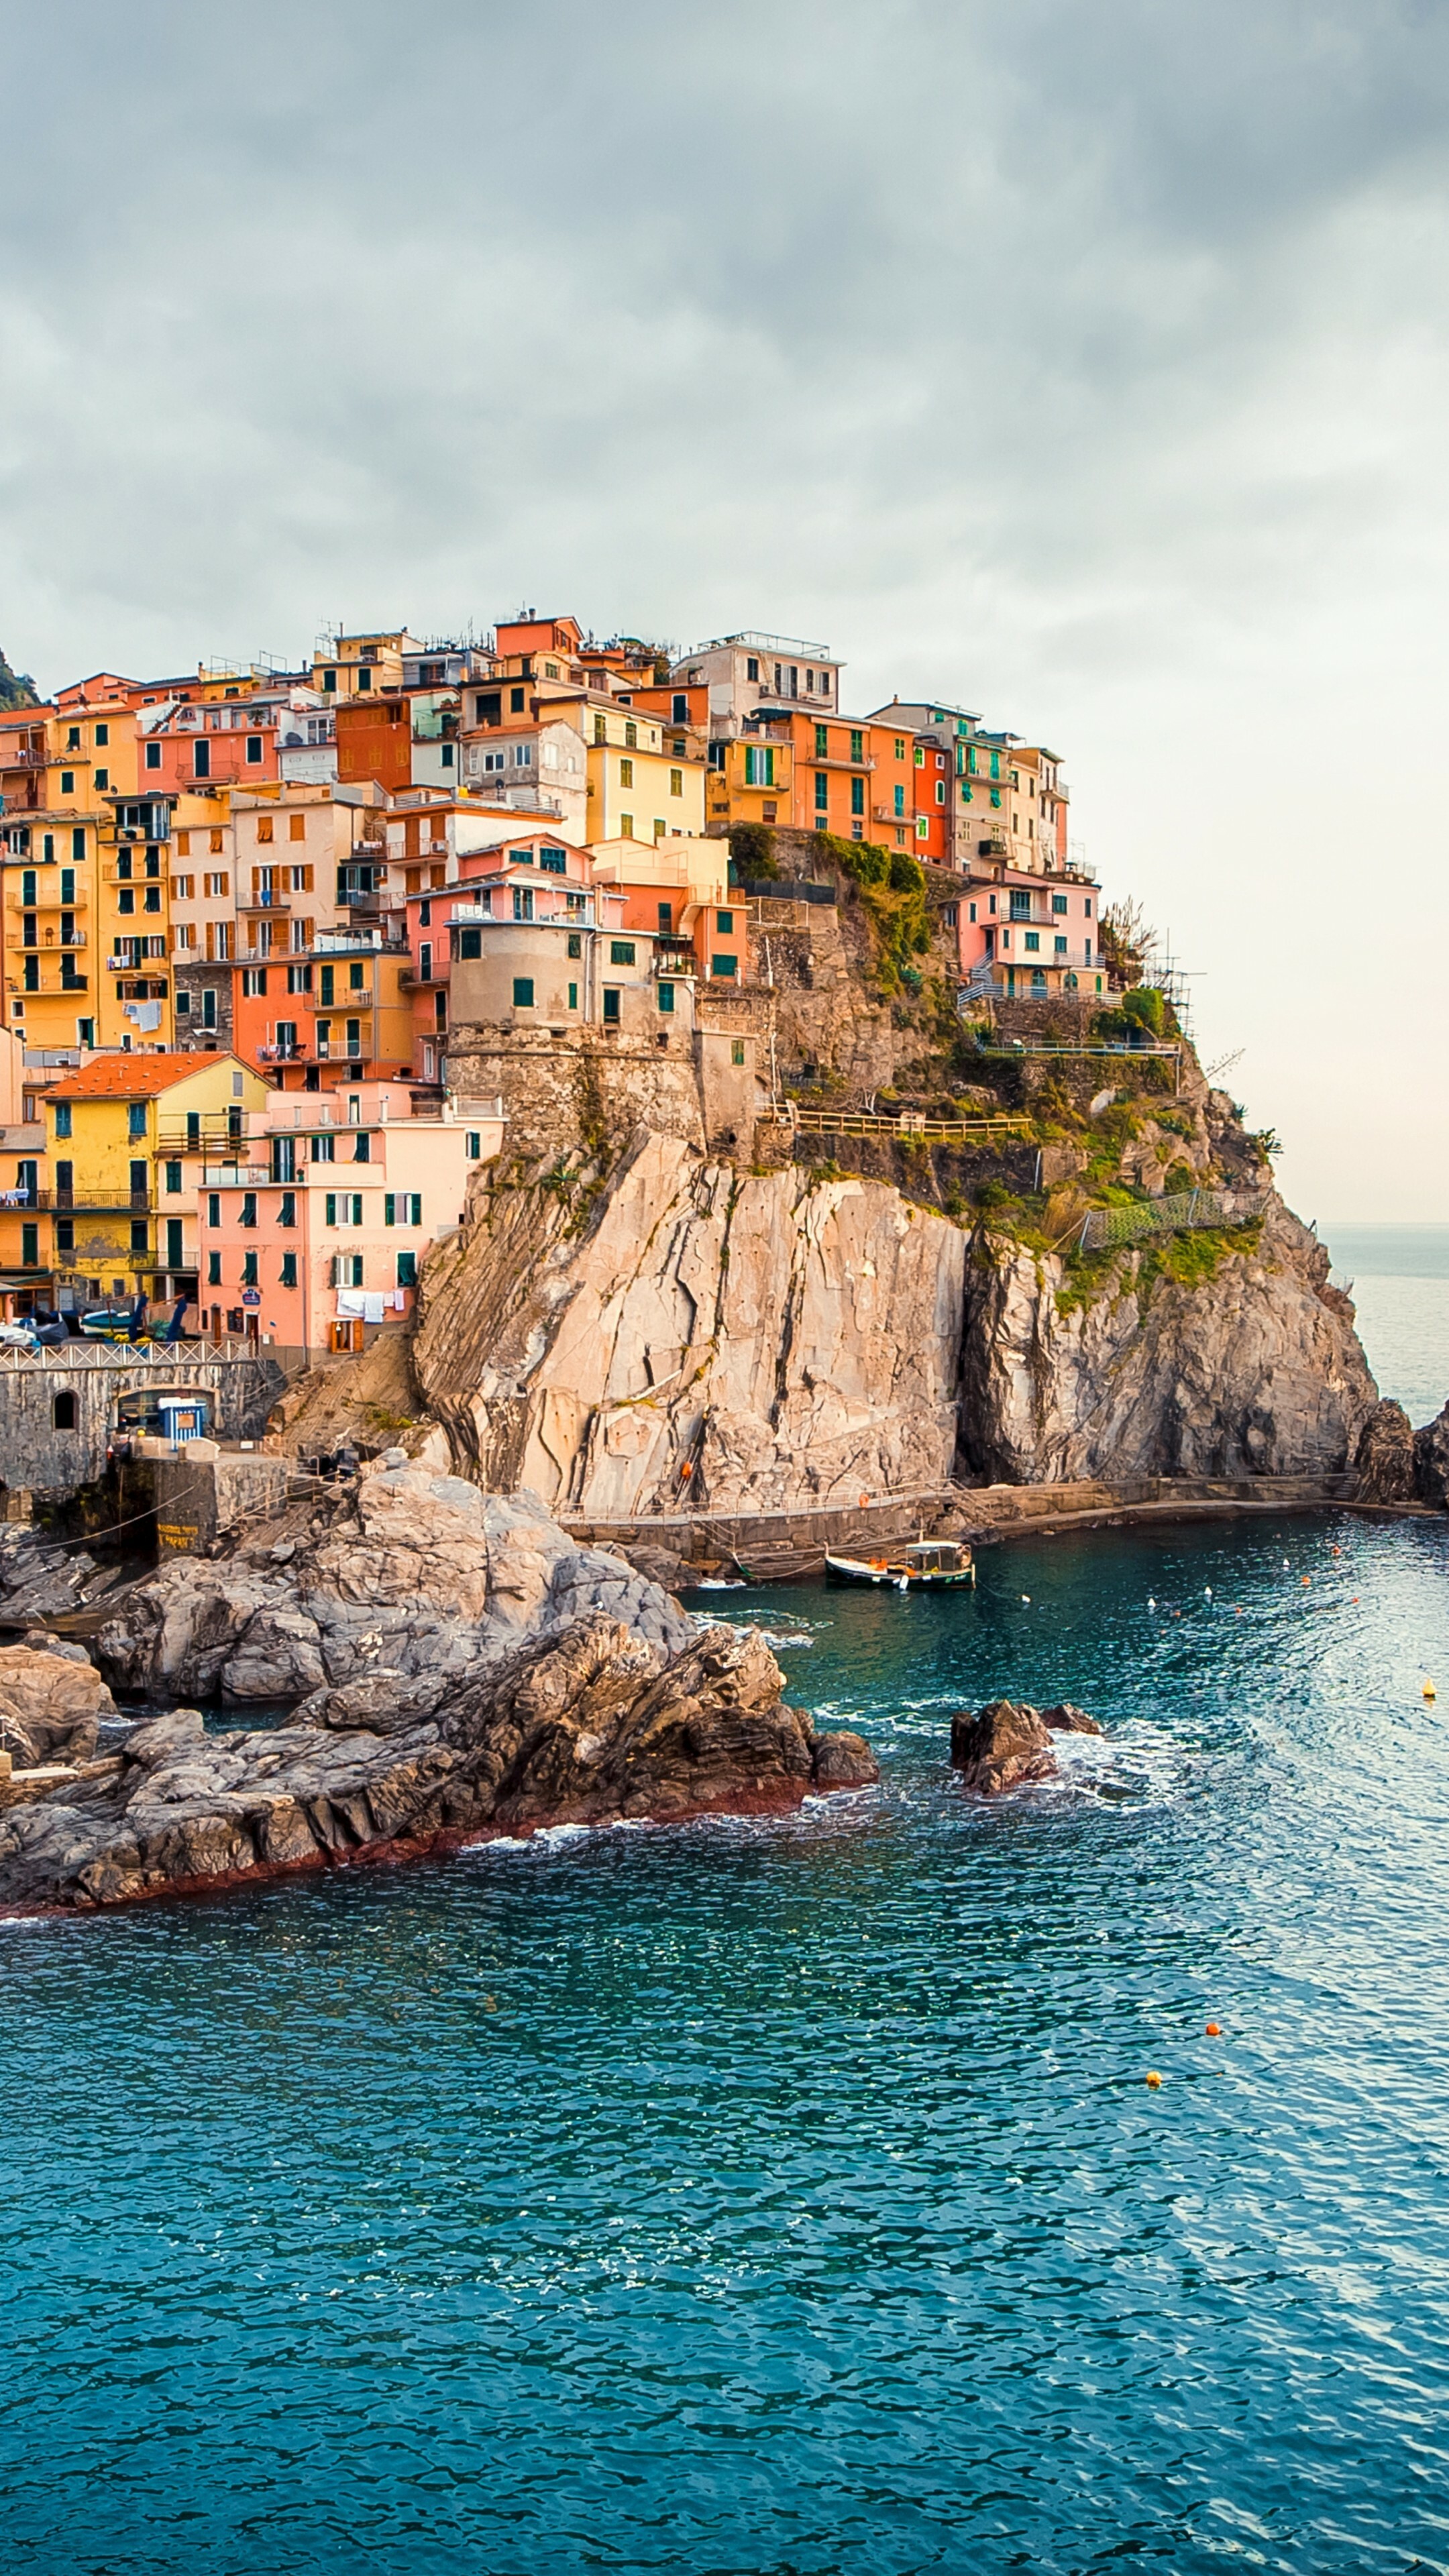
[3,0,1446,1219]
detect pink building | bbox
[194,1080,502,1351]
[955,855,1106,1000]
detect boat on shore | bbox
[825,1538,975,1591]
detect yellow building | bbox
[310,631,423,704]
[0,681,176,1054]
[584,702,706,844]
[42,1052,270,1309]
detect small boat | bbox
[825,1538,975,1591]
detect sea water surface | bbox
[1322,1220,1449,1428]
[6,1511,1449,2574]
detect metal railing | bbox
[1077,1189,1263,1254]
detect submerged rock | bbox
[0,1468,878,1914]
[1040,1702,1103,1735]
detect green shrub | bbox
[729,822,777,880]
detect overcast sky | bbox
[2,0,1446,1222]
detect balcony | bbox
[308,988,374,1013]
[239,890,292,913]
[28,1187,156,1213]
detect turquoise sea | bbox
[2,1224,1447,2573]
[1323,1220,1449,1429]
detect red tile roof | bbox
[47,1053,246,1103]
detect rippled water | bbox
[6,1513,1449,2574]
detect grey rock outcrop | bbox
[0,1526,99,1623]
[1414,1400,1449,1508]
[97,1467,696,1707]
[1355,1400,1418,1503]
[960,1200,1377,1483]
[0,1616,879,1916]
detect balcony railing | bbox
[16,1187,156,1212]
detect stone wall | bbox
[445,1024,706,1164]
[0,1351,285,1499]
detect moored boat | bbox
[825,1538,975,1591]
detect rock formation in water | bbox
[0,1465,876,1915]
[950,1699,1102,1795]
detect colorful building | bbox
[195,1081,497,1350]
[40,1052,270,1311]
[956,853,1102,998]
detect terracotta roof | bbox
[47,1053,247,1103]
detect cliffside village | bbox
[0,614,1109,1354]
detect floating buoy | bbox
[1425,1680,1437,1701]
[1205,2021,1221,2037]
[1148,1597,1157,1611]
[1145,2070,1163,2088]
[1204,1586,1213,1599]
[1331,1546,1341,1556]
[1301,1576,1311,1587]
[1021,1593,1031,1604]
[1283,1559,1291,1570]
[1235,1607,1243,1615]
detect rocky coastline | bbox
[0,1461,877,1918]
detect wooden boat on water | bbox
[824,1538,975,1591]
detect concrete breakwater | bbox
[560,1468,1405,1584]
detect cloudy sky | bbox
[3,0,1446,1222]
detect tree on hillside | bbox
[0,646,38,710]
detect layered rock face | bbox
[950,1699,1102,1795]
[0,1467,877,1913]
[0,1616,875,1917]
[414,1131,968,1516]
[960,1201,1377,1483]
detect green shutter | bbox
[384,1194,395,1226]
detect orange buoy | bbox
[1145,2071,1163,2088]
[1205,2022,1221,2037]
[1425,1680,1437,1701]
[859,1493,869,1507]
[1301,1576,1311,1587]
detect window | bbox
[620,815,633,839]
[1055,935,1067,955]
[850,778,865,817]
[602,987,621,1024]
[990,788,1002,809]
[280,1252,297,1287]
[1052,894,1068,914]
[619,758,634,788]
[193,741,210,778]
[384,1194,422,1226]
[54,1102,72,1139]
[672,694,688,722]
[60,771,74,794]
[457,929,481,959]
[165,1161,182,1194]
[312,1134,334,1162]
[814,771,828,813]
[657,980,674,1014]
[568,981,578,1011]
[289,814,306,842]
[130,1220,149,1255]
[850,730,863,762]
[348,961,366,990]
[716,910,733,933]
[510,687,525,714]
[146,741,162,771]
[207,1250,221,1286]
[52,1388,76,1431]
[279,1192,297,1227]
[513,977,535,1008]
[893,784,905,818]
[144,885,160,912]
[592,714,606,745]
[20,1222,37,1268]
[567,932,582,959]
[1084,898,1093,918]
[814,723,828,758]
[669,768,683,797]
[241,1250,258,1285]
[286,964,309,994]
[419,943,432,983]
[345,1020,362,1058]
[916,817,928,840]
[935,781,946,806]
[712,954,737,979]
[743,746,774,787]
[127,1103,147,1139]
[352,1132,370,1162]
[243,968,267,996]
[610,940,636,965]
[240,1192,257,1226]
[396,1250,417,1289]
[625,721,637,749]
[512,888,533,922]
[1024,932,1040,953]
[746,656,759,681]
[94,768,109,792]
[256,818,274,845]
[539,848,566,873]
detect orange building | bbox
[704,710,914,848]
